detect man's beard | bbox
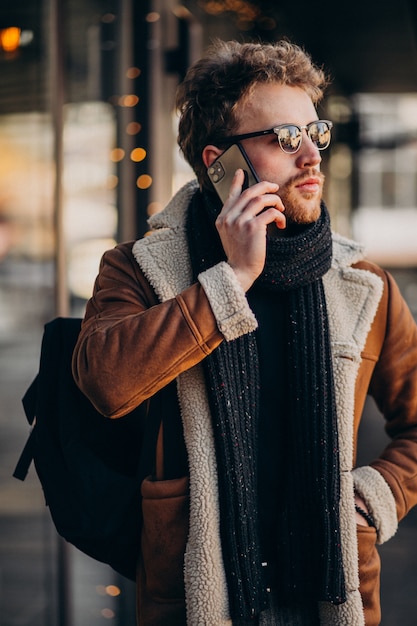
[278,169,325,225]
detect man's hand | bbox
[355,494,373,527]
[215,169,286,292]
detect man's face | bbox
[233,83,325,225]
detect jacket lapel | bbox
[320,234,383,625]
[133,181,231,625]
[132,181,197,301]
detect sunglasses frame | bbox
[221,120,333,154]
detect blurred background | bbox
[1,0,417,624]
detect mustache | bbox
[280,169,325,191]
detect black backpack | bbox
[13,317,160,581]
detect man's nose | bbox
[295,131,322,168]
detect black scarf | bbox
[186,189,346,623]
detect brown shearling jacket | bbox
[72,181,417,626]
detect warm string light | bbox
[94,585,121,620]
[109,59,153,193]
[0,27,21,52]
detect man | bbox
[72,40,417,625]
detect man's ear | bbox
[202,145,223,168]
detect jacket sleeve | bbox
[72,242,256,418]
[365,270,417,524]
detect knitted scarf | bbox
[186,189,346,623]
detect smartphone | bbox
[207,143,259,204]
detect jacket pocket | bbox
[140,475,189,601]
[357,524,381,626]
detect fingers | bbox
[226,168,246,201]
[226,169,281,206]
[214,171,287,291]
[219,169,286,229]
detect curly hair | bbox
[176,39,330,188]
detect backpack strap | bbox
[155,421,164,480]
[13,375,38,480]
[13,427,35,480]
[137,391,165,483]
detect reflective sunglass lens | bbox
[309,122,331,149]
[278,125,301,153]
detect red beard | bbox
[278,169,325,225]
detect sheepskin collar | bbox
[147,179,366,271]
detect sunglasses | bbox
[221,120,333,154]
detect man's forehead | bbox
[234,83,317,127]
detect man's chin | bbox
[278,184,323,225]
[285,201,322,225]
